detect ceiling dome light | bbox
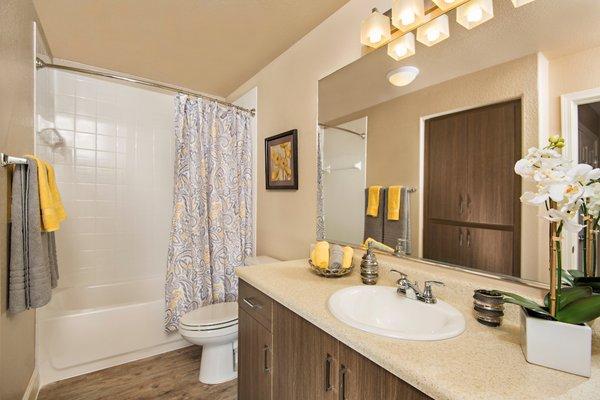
[387,66,420,87]
[387,33,416,61]
[431,0,469,12]
[457,0,494,30]
[416,14,450,47]
[512,0,535,7]
[360,8,392,48]
[392,0,425,32]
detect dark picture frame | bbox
[265,129,298,190]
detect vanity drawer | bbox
[239,280,272,331]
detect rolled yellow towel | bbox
[312,241,330,269]
[387,185,402,221]
[363,237,394,253]
[366,186,382,217]
[342,246,354,269]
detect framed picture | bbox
[265,129,298,190]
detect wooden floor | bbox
[38,346,237,400]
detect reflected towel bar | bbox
[0,153,27,167]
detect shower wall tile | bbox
[39,69,175,289]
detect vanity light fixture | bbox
[392,0,425,32]
[431,0,470,12]
[387,66,420,87]
[387,33,416,61]
[416,14,449,47]
[456,0,494,30]
[512,0,535,7]
[360,8,392,48]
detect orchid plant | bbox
[500,136,600,324]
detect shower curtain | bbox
[165,95,253,332]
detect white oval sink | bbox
[328,286,465,341]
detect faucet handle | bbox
[422,281,444,304]
[390,269,407,278]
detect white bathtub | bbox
[37,276,188,385]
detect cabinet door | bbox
[425,113,468,222]
[423,222,467,267]
[466,227,515,276]
[466,101,520,226]
[238,309,272,400]
[272,303,338,400]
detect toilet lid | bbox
[180,302,238,328]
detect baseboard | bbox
[22,367,40,400]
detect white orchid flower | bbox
[543,208,585,233]
[567,163,600,183]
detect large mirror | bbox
[317,0,600,285]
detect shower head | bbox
[38,128,65,147]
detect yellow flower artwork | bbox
[270,141,293,182]
[266,129,297,189]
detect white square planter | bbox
[520,308,592,377]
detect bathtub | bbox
[37,276,188,385]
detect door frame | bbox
[561,87,600,270]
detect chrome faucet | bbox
[390,270,444,304]
[394,238,408,257]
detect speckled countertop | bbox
[236,259,600,400]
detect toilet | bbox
[179,255,279,384]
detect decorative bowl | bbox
[308,260,353,278]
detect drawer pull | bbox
[243,297,263,310]
[263,345,271,373]
[325,355,333,392]
[339,365,348,400]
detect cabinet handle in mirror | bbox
[339,365,348,400]
[466,194,471,210]
[467,230,471,247]
[263,345,270,373]
[459,194,464,215]
[325,354,334,392]
[459,229,463,246]
[243,297,263,310]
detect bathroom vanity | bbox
[238,279,430,400]
[236,259,600,400]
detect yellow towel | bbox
[27,156,67,232]
[387,186,402,221]
[363,237,394,253]
[312,241,330,269]
[342,246,354,269]
[366,186,382,217]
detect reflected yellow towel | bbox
[312,241,330,269]
[387,186,402,221]
[363,237,394,253]
[366,186,382,217]
[342,246,354,269]
[27,156,67,232]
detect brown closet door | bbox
[425,113,468,222]
[466,101,521,226]
[466,227,515,275]
[423,223,466,267]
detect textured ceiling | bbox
[320,0,600,122]
[34,0,351,97]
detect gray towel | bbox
[363,188,386,243]
[329,244,343,271]
[9,159,56,313]
[383,187,412,255]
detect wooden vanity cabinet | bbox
[238,281,432,400]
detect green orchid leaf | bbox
[544,286,592,310]
[574,277,600,293]
[568,269,585,278]
[555,295,600,324]
[498,291,550,316]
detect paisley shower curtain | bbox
[165,94,253,332]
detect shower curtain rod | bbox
[318,123,366,139]
[35,58,256,117]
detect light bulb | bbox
[400,10,416,26]
[426,29,440,42]
[394,45,408,57]
[467,6,483,22]
[369,28,383,44]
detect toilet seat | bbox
[179,302,238,332]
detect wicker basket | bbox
[308,260,353,278]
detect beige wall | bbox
[0,1,45,399]
[326,54,541,281]
[227,0,394,260]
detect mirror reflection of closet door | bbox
[425,114,468,222]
